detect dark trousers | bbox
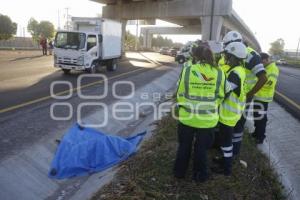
[174,122,214,179]
[219,122,233,174]
[253,101,269,142]
[232,103,250,156]
[42,47,47,55]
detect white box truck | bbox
[54,17,122,74]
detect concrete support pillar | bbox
[146,33,152,49]
[142,31,152,50]
[142,31,147,48]
[116,0,127,55]
[121,19,127,55]
[201,16,223,41]
[220,26,227,41]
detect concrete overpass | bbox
[140,26,201,48]
[91,0,261,51]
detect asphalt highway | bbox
[0,52,177,159]
[0,53,299,160]
[0,52,173,113]
[275,65,300,120]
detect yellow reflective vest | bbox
[218,55,226,66]
[183,59,193,68]
[244,47,258,94]
[254,62,279,102]
[176,63,226,128]
[218,55,231,73]
[219,66,246,127]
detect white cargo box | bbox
[101,19,122,59]
[72,17,122,59]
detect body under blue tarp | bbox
[49,123,146,179]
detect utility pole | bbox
[135,19,139,51]
[65,7,70,31]
[296,38,300,59]
[58,9,61,30]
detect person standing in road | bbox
[48,40,54,55]
[222,31,268,157]
[252,53,279,144]
[217,42,247,176]
[40,35,47,55]
[174,42,226,182]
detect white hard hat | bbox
[207,41,224,53]
[223,31,243,46]
[224,42,247,59]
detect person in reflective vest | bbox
[183,59,193,68]
[223,31,268,156]
[218,54,231,73]
[174,42,226,182]
[218,42,247,176]
[183,40,201,68]
[252,53,279,144]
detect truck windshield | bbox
[55,32,86,50]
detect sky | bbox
[0,0,299,52]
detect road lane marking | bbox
[275,90,300,111]
[0,67,149,114]
[2,71,297,115]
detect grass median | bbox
[285,58,300,68]
[92,115,286,200]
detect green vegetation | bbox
[124,31,143,50]
[0,14,17,40]
[280,55,300,67]
[92,115,286,200]
[27,18,55,41]
[152,35,183,48]
[286,58,300,67]
[269,38,285,56]
[124,32,183,50]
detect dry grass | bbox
[92,115,286,200]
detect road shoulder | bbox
[256,101,300,200]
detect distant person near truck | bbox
[48,40,54,55]
[40,35,47,55]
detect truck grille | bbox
[57,57,78,65]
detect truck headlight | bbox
[78,56,84,65]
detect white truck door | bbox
[87,34,98,61]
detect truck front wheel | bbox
[177,56,185,64]
[62,69,71,74]
[106,59,117,71]
[86,64,96,74]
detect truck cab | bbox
[54,17,121,74]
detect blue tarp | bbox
[48,123,146,179]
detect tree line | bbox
[124,31,183,50]
[0,14,55,42]
[27,18,55,41]
[0,14,17,40]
